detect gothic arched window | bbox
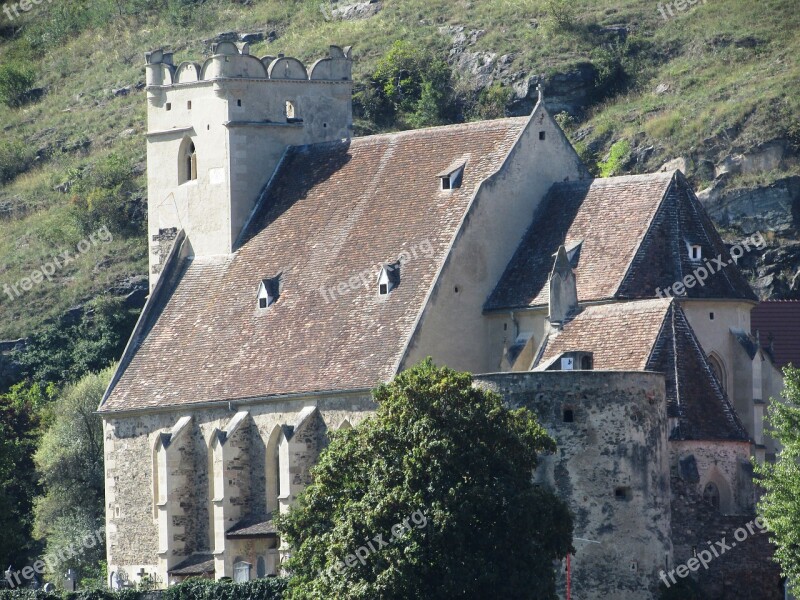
[703,482,720,510]
[179,137,197,184]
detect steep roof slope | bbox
[100,117,527,412]
[534,299,749,442]
[486,172,756,310]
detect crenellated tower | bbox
[144,42,353,289]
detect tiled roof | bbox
[486,172,755,310]
[536,299,670,371]
[751,300,800,369]
[168,553,215,576]
[535,299,749,441]
[226,513,277,538]
[101,118,527,412]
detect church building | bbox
[99,41,785,599]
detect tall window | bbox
[703,482,720,510]
[179,137,197,184]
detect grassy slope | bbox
[0,0,797,340]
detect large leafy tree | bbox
[756,365,800,591]
[33,368,110,585]
[279,359,573,599]
[0,382,52,570]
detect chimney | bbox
[549,245,578,327]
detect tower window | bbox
[709,312,715,320]
[237,99,242,107]
[179,138,197,184]
[166,103,172,111]
[687,243,702,261]
[286,101,296,119]
[539,131,546,140]
[187,100,192,110]
[563,408,574,423]
[615,487,632,501]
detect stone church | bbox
[99,41,786,599]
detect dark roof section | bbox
[616,172,756,302]
[226,513,277,539]
[647,302,750,442]
[486,172,756,311]
[751,300,800,369]
[101,117,527,412]
[168,553,215,576]
[534,299,749,442]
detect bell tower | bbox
[144,43,353,289]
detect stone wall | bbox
[670,471,782,599]
[474,370,671,600]
[103,392,375,587]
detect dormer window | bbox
[257,276,280,309]
[438,160,466,191]
[687,242,702,262]
[377,263,400,296]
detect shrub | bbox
[0,139,36,184]
[356,41,454,129]
[69,153,143,237]
[474,83,512,120]
[544,0,576,30]
[162,578,289,600]
[0,63,36,108]
[598,139,631,177]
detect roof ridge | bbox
[349,117,528,145]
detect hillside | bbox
[0,0,798,386]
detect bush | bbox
[0,579,288,600]
[0,63,36,108]
[0,139,36,184]
[598,139,631,177]
[162,578,289,600]
[355,41,454,129]
[69,153,143,237]
[474,83,512,121]
[544,0,576,30]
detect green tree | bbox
[756,366,800,593]
[279,359,573,599]
[33,369,111,586]
[358,41,454,129]
[0,383,53,570]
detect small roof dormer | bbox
[438,158,467,191]
[257,275,281,309]
[377,263,400,296]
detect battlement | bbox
[145,44,353,87]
